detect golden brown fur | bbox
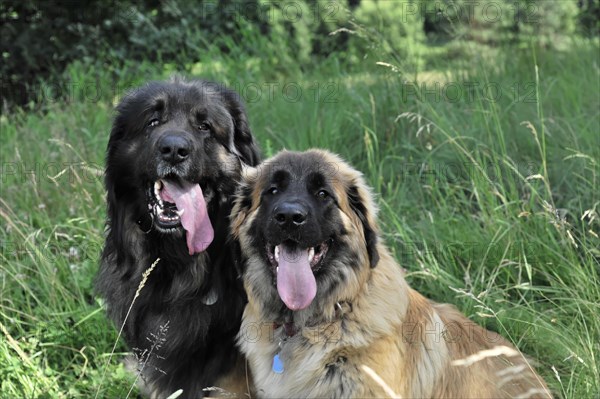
[232,150,551,398]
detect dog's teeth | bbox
[154,181,162,200]
[176,209,184,216]
[308,247,315,263]
[274,246,280,263]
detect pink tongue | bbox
[276,245,317,311]
[160,181,214,255]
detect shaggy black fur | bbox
[96,78,260,398]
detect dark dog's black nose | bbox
[274,202,308,227]
[158,134,191,164]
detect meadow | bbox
[1,3,599,398]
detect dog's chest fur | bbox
[239,310,379,398]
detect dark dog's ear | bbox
[221,90,261,166]
[103,120,131,265]
[347,184,380,268]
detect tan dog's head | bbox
[232,150,380,321]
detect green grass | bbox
[1,25,599,399]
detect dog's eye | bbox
[268,187,279,195]
[197,122,211,132]
[148,118,160,127]
[317,190,329,200]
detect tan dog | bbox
[232,150,551,398]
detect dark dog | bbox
[232,150,551,398]
[97,78,259,398]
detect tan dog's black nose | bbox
[274,201,308,228]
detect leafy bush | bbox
[0,0,269,107]
[578,0,600,36]
[0,0,595,108]
[419,0,582,46]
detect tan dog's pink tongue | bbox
[161,181,214,255]
[276,245,317,311]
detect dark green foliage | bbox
[419,0,580,45]
[1,0,595,108]
[578,0,600,36]
[1,0,268,107]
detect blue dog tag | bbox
[272,354,284,374]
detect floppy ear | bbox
[347,184,380,268]
[229,174,254,277]
[221,90,261,166]
[103,123,129,265]
[230,166,258,239]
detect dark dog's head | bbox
[232,150,379,319]
[106,77,259,256]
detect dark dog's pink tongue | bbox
[276,244,317,311]
[161,181,214,255]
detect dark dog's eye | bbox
[148,118,160,127]
[317,190,329,200]
[268,187,279,195]
[197,122,211,132]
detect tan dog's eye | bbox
[269,187,279,195]
[317,190,329,200]
[198,122,211,132]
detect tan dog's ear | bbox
[231,167,258,239]
[240,164,258,181]
[347,182,380,268]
